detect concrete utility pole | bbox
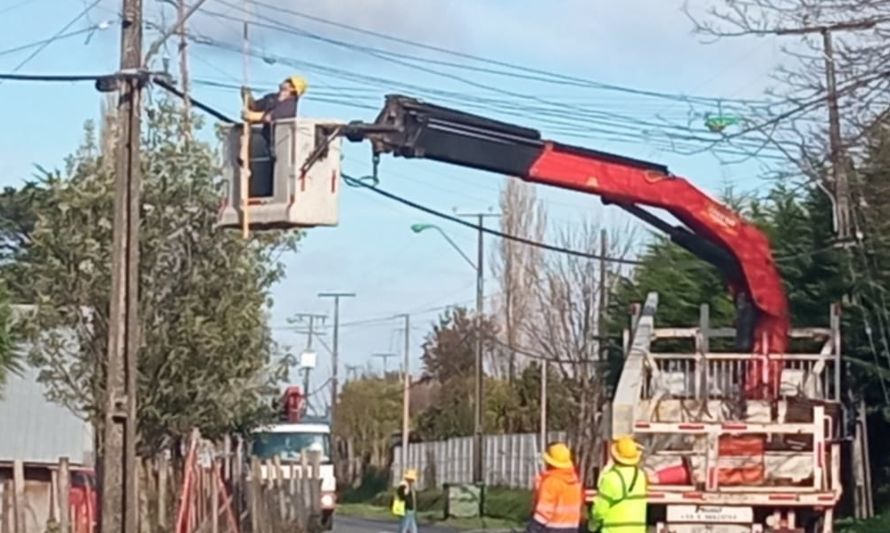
[318,292,355,423]
[540,358,547,452]
[102,0,143,530]
[597,229,609,361]
[456,211,500,485]
[400,314,411,471]
[292,313,327,405]
[372,352,397,376]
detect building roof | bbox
[0,306,93,466]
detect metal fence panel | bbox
[392,432,567,490]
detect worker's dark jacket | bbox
[251,93,298,121]
[396,484,416,511]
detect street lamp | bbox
[411,219,495,486]
[410,224,477,270]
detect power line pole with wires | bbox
[101,0,143,530]
[456,210,500,486]
[291,313,327,408]
[771,20,878,244]
[318,292,355,424]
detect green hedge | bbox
[362,486,531,523]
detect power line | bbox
[342,173,643,266]
[6,0,102,74]
[238,0,775,106]
[194,7,791,161]
[0,24,112,59]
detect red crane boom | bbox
[340,95,789,398]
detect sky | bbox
[0,0,788,412]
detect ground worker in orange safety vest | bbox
[527,442,583,533]
[589,436,647,533]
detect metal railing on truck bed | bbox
[601,293,844,514]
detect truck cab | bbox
[249,389,337,530]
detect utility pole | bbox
[540,358,547,453]
[399,314,411,472]
[772,20,879,243]
[372,352,397,376]
[345,364,360,382]
[597,229,609,361]
[177,0,190,140]
[102,0,143,530]
[457,211,500,485]
[292,313,327,406]
[318,292,355,424]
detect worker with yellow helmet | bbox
[391,469,418,533]
[589,436,647,532]
[241,74,308,123]
[528,442,583,532]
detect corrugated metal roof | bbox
[0,306,93,465]
[0,363,94,465]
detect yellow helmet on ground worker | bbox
[610,436,643,466]
[287,75,308,96]
[542,442,574,469]
[403,469,418,481]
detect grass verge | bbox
[338,486,531,531]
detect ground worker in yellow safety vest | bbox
[391,469,418,533]
[589,437,647,533]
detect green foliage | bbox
[8,97,295,454]
[0,284,21,390]
[335,376,402,466]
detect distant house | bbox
[0,306,95,533]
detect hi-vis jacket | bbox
[590,465,647,533]
[529,468,583,532]
[391,482,416,517]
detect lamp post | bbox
[411,221,491,485]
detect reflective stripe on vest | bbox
[596,466,647,533]
[532,471,582,527]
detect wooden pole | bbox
[102,0,144,530]
[12,461,24,533]
[177,0,191,140]
[59,458,70,533]
[157,453,168,531]
[238,2,251,239]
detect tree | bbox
[334,376,402,468]
[492,180,546,381]
[0,285,21,391]
[12,97,295,454]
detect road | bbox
[334,516,460,533]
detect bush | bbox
[339,466,391,504]
[484,487,532,523]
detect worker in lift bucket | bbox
[241,75,308,123]
[239,75,308,197]
[391,469,419,533]
[526,442,583,533]
[589,437,647,533]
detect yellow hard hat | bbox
[288,75,308,96]
[542,442,573,470]
[610,436,642,466]
[404,469,418,481]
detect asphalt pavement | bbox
[333,516,460,533]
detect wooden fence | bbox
[0,431,324,533]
